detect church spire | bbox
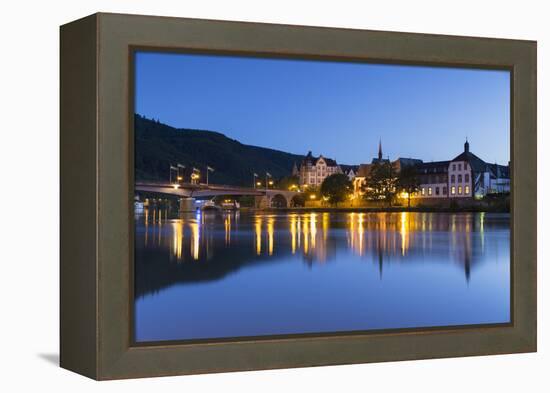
[464,138,470,153]
[378,139,383,160]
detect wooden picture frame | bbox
[60,12,536,380]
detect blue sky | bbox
[135,51,510,165]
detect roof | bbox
[341,164,359,173]
[371,158,390,164]
[300,151,339,167]
[356,164,372,177]
[301,151,316,166]
[322,157,338,166]
[417,160,450,174]
[394,157,423,167]
[451,151,487,172]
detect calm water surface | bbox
[134,210,510,342]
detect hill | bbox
[134,114,304,186]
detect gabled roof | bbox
[300,151,339,167]
[451,151,487,172]
[321,157,338,166]
[340,164,358,174]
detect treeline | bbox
[134,114,304,186]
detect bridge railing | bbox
[135,181,295,194]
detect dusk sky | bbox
[135,51,510,165]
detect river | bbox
[134,210,510,342]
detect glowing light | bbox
[224,214,231,246]
[190,220,200,260]
[310,213,317,249]
[302,216,309,254]
[267,216,275,255]
[144,208,149,246]
[348,212,355,250]
[322,212,329,242]
[255,217,262,255]
[310,194,316,200]
[172,220,183,260]
[290,215,297,254]
[173,184,179,189]
[400,211,409,256]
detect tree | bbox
[363,161,398,206]
[301,185,319,201]
[320,174,352,206]
[290,193,306,207]
[277,175,300,191]
[397,165,420,208]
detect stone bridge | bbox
[135,182,299,208]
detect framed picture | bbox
[60,13,537,380]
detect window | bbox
[451,186,456,195]
[428,187,432,196]
[458,186,462,194]
[458,164,462,171]
[465,173,469,182]
[443,187,447,195]
[465,185,470,194]
[452,164,456,170]
[421,188,425,196]
[435,187,440,195]
[451,174,455,182]
[458,174,462,183]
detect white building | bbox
[416,161,450,199]
[297,151,342,187]
[415,140,510,200]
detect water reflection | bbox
[134,210,510,342]
[135,210,509,296]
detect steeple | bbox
[464,138,470,153]
[292,161,299,176]
[378,139,383,160]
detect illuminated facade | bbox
[297,151,343,187]
[351,139,510,201]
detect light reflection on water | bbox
[134,210,510,342]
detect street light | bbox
[176,163,185,183]
[206,165,214,185]
[169,165,178,184]
[253,173,259,188]
[265,172,272,192]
